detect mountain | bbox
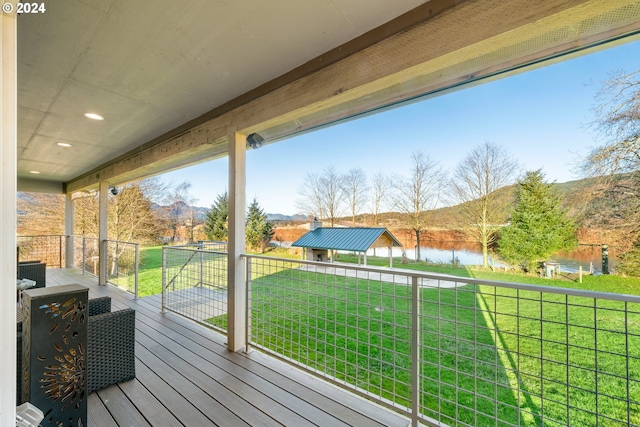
[266,213,310,222]
[152,201,209,221]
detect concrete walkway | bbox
[300,262,468,288]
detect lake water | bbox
[279,240,618,273]
[364,242,617,274]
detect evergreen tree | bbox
[246,198,274,252]
[498,170,577,272]
[204,192,228,241]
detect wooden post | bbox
[1,8,18,425]
[602,244,609,275]
[579,265,583,283]
[65,193,74,268]
[98,180,108,285]
[227,130,247,352]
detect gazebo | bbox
[292,220,402,267]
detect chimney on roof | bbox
[310,217,322,231]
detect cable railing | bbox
[162,245,229,333]
[242,255,640,427]
[17,235,65,268]
[19,234,139,297]
[71,235,100,276]
[105,239,139,297]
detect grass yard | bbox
[336,253,640,296]
[210,263,640,426]
[137,245,164,297]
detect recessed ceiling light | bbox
[56,142,72,147]
[29,170,40,174]
[84,113,104,120]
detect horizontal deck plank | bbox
[97,383,152,427]
[87,393,119,427]
[116,375,183,426]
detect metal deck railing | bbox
[17,235,65,267]
[160,249,640,426]
[245,256,640,427]
[19,234,139,297]
[162,245,229,333]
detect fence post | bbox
[245,256,251,353]
[411,275,420,427]
[134,243,139,299]
[59,235,62,268]
[199,250,203,287]
[161,247,166,313]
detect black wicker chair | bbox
[17,296,136,401]
[87,302,136,393]
[17,261,46,289]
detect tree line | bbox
[295,142,579,273]
[18,178,200,245]
[18,180,275,252]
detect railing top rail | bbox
[242,253,640,304]
[105,239,139,246]
[17,234,66,238]
[163,245,227,255]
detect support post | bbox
[161,247,166,313]
[227,131,247,352]
[98,180,108,285]
[602,244,609,275]
[411,275,420,426]
[65,193,74,268]
[0,8,17,425]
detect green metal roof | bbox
[291,227,402,252]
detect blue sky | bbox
[158,39,640,215]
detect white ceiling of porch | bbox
[17,0,425,185]
[15,0,640,192]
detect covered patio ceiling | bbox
[16,0,640,194]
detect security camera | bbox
[246,133,264,149]
[109,186,119,196]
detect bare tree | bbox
[164,181,195,243]
[296,172,325,220]
[583,69,640,253]
[342,167,369,225]
[70,178,165,243]
[109,179,166,244]
[370,172,391,226]
[450,142,518,268]
[392,151,445,261]
[17,193,65,235]
[296,165,345,226]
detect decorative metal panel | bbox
[22,284,88,427]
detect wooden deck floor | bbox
[46,269,409,427]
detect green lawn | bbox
[336,253,640,296]
[137,245,163,297]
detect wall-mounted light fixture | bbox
[109,186,119,196]
[246,133,264,149]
